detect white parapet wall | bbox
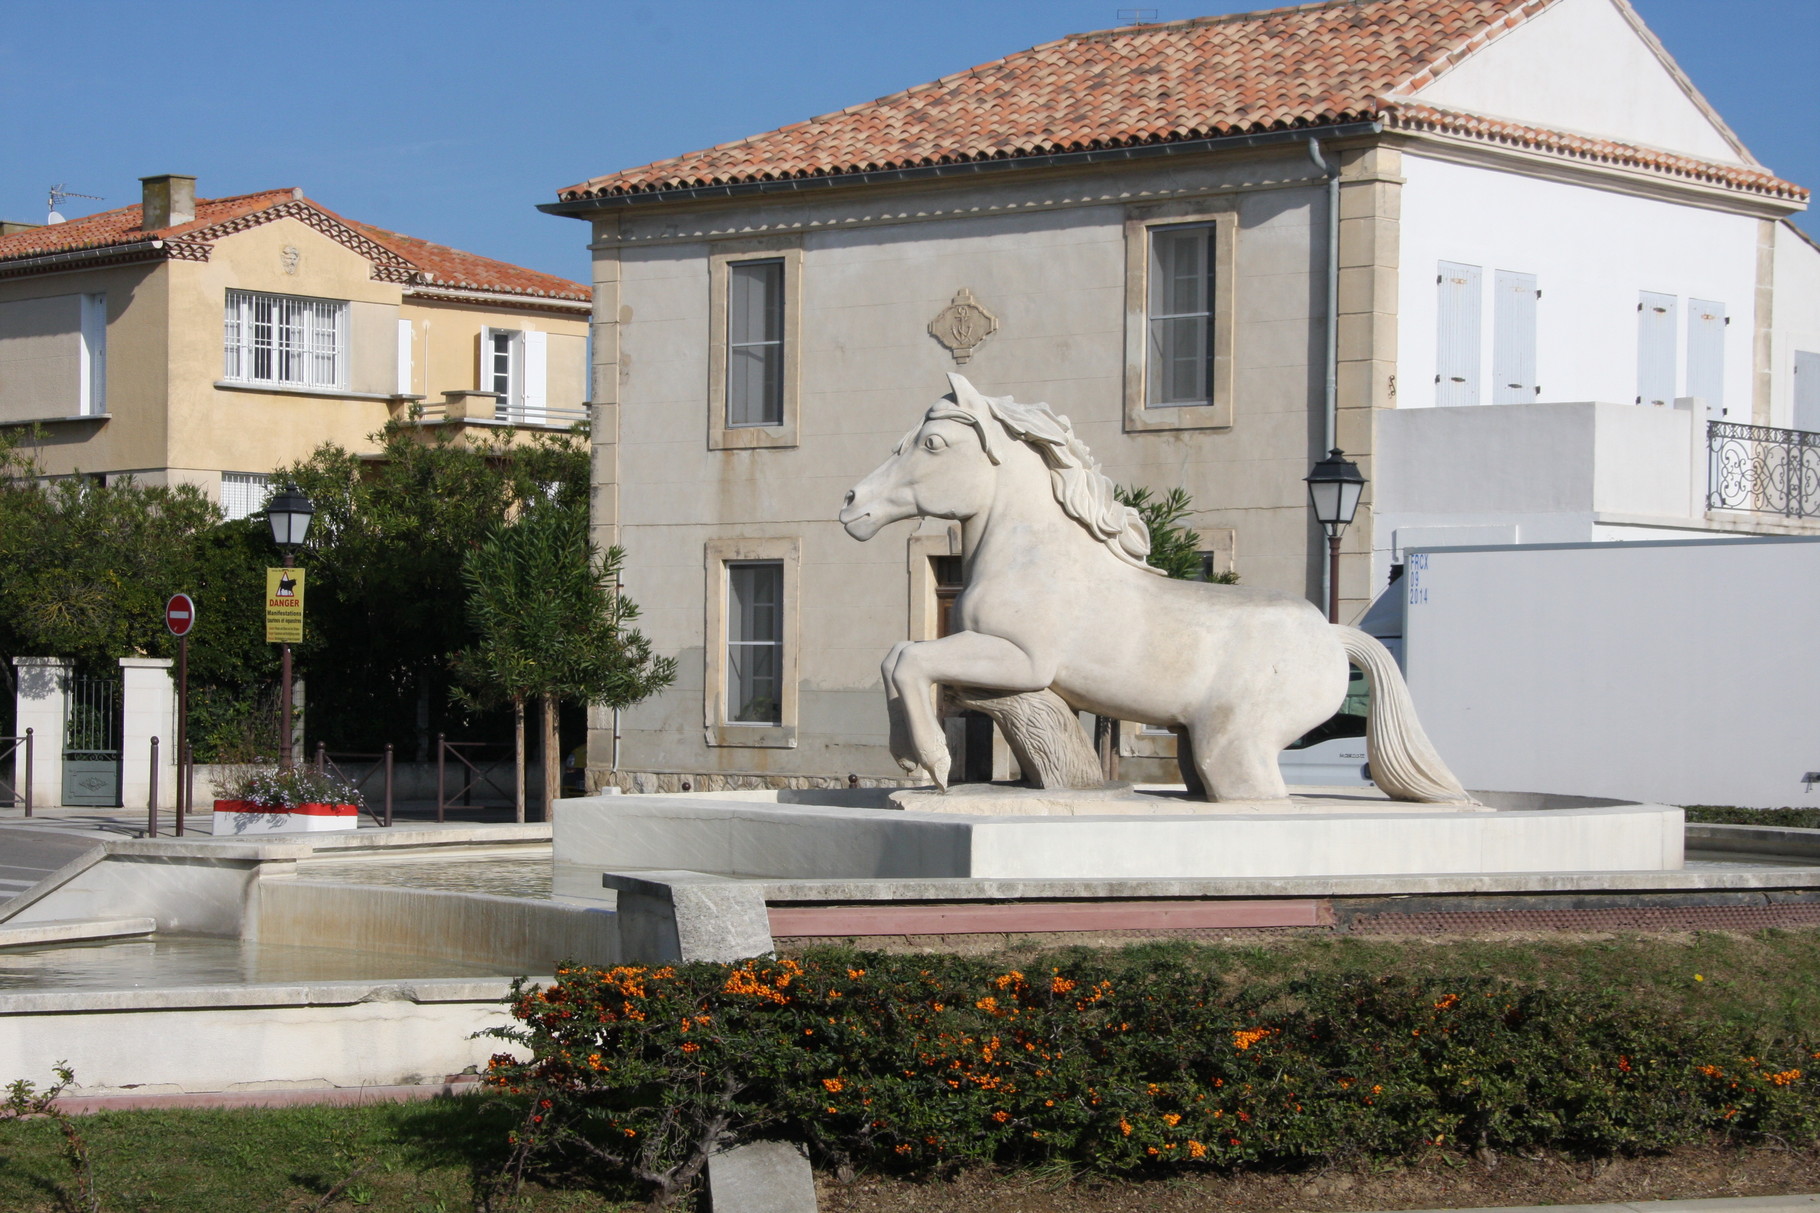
[0,980,523,1097]
[554,793,1683,882]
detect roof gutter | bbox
[540,120,1384,215]
[0,239,166,276]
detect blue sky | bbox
[2,0,1814,282]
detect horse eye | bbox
[923,434,947,452]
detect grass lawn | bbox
[5,928,1820,1211]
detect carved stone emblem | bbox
[281,245,301,275]
[927,289,999,364]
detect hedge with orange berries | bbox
[480,947,1820,1205]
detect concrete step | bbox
[0,917,156,948]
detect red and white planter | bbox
[211,800,360,835]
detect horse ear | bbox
[946,372,984,410]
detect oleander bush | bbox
[482,947,1820,1205]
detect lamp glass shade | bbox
[265,486,316,549]
[1304,448,1366,529]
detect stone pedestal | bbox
[119,658,176,811]
[11,658,70,809]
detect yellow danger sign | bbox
[265,567,306,643]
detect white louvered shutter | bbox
[1796,351,1820,433]
[523,330,547,425]
[1637,292,1677,407]
[1435,261,1482,407]
[1492,271,1538,405]
[1686,299,1726,418]
[396,319,413,395]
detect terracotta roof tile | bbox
[556,0,1796,204]
[0,189,301,259]
[0,190,590,301]
[1384,103,1808,200]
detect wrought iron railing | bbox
[1707,421,1820,520]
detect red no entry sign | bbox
[166,593,196,637]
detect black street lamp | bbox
[266,485,315,768]
[1305,449,1365,624]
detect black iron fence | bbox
[1708,421,1820,520]
[0,731,33,814]
[311,742,396,827]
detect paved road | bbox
[0,825,107,907]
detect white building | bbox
[546,0,1819,792]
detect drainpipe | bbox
[1306,137,1343,612]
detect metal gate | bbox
[63,675,121,807]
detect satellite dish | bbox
[47,211,66,225]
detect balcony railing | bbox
[395,391,590,432]
[1707,421,1820,520]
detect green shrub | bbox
[482,949,1820,1205]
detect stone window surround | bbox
[1122,201,1238,433]
[707,236,803,451]
[704,536,801,749]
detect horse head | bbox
[840,373,1005,540]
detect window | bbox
[725,561,783,724]
[479,327,548,424]
[708,239,802,449]
[1123,205,1235,432]
[727,260,784,426]
[1146,226,1216,407]
[220,472,270,522]
[484,327,520,419]
[223,291,346,389]
[0,293,105,421]
[704,537,800,746]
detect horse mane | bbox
[929,383,1158,576]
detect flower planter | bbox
[211,799,360,835]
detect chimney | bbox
[140,174,196,230]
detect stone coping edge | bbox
[0,917,155,947]
[1381,1196,1820,1213]
[602,866,1820,904]
[110,822,552,859]
[57,1076,485,1114]
[0,975,536,1016]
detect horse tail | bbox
[1335,625,1476,805]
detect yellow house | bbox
[0,174,590,516]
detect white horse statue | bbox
[839,374,1471,805]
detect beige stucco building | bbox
[0,175,590,516]
[548,0,1817,793]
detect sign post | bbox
[165,594,195,835]
[266,567,306,767]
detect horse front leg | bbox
[879,642,918,775]
[888,631,1053,791]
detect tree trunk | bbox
[542,695,560,822]
[513,695,526,825]
[947,686,1105,789]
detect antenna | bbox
[46,183,104,225]
[1117,7,1160,22]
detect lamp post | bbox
[1305,448,1365,624]
[266,485,315,768]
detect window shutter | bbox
[523,330,547,424]
[477,327,495,390]
[1435,262,1482,406]
[396,319,413,395]
[1686,299,1726,417]
[1796,351,1820,434]
[1637,291,1677,407]
[1491,271,1537,405]
[80,293,106,415]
